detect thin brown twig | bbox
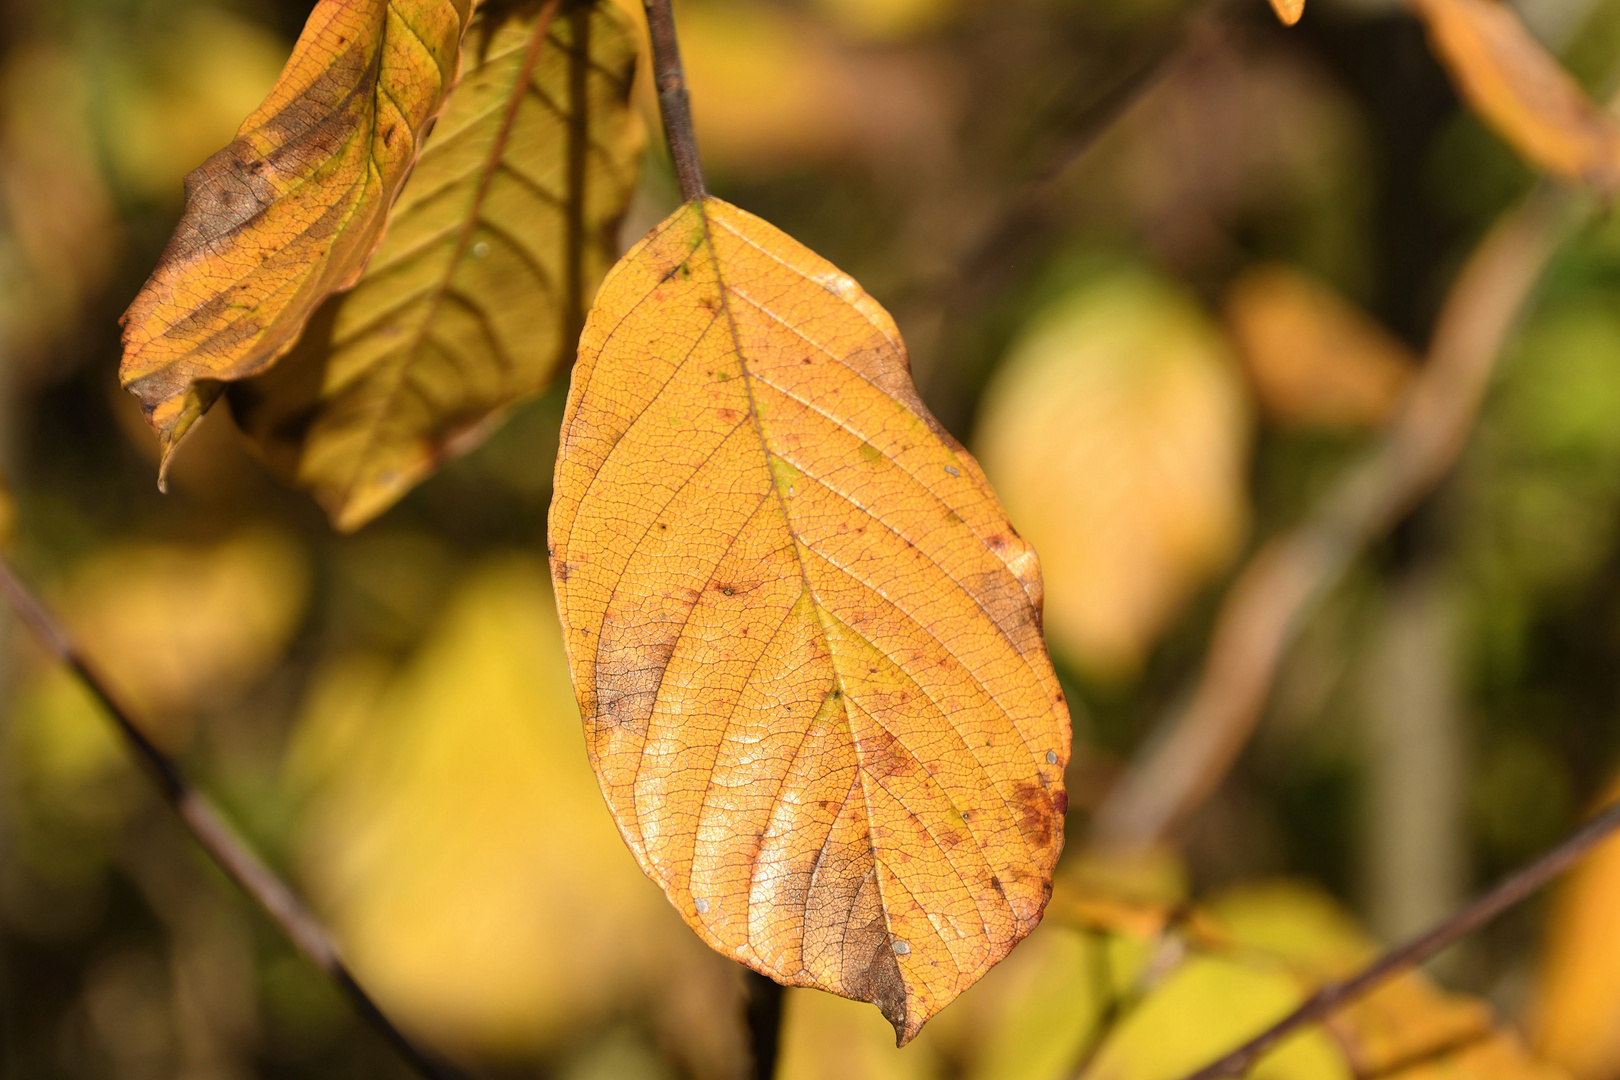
[1179,795,1620,1080]
[1088,180,1576,851]
[0,557,469,1080]
[642,0,706,202]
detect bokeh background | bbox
[3,0,1620,1076]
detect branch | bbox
[642,0,706,202]
[1088,180,1576,850]
[0,557,469,1080]
[744,967,785,1080]
[1179,795,1620,1080]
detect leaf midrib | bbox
[693,197,908,995]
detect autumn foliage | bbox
[8,0,1620,1077]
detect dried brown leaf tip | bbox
[1415,0,1620,194]
[119,0,473,479]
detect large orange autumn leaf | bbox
[549,197,1071,1044]
[119,0,473,473]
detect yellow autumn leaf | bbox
[975,271,1251,681]
[288,559,724,1056]
[1198,883,1564,1080]
[228,0,643,531]
[1087,955,1351,1080]
[550,196,1071,1043]
[1225,265,1415,431]
[1414,0,1620,193]
[1270,0,1305,25]
[675,0,862,170]
[54,529,309,748]
[119,0,473,472]
[1529,780,1620,1080]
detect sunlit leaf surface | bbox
[549,196,1071,1042]
[1531,779,1620,1080]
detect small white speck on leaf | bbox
[694,897,710,914]
[1046,751,1058,764]
[944,465,960,476]
[892,940,911,955]
[472,241,491,258]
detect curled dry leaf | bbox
[229,0,643,531]
[1414,0,1620,194]
[975,271,1250,681]
[549,197,1071,1043]
[119,0,474,475]
[1225,264,1414,431]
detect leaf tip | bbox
[1269,0,1305,25]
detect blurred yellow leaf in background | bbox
[0,42,121,374]
[1270,0,1306,27]
[230,0,644,531]
[675,0,860,169]
[1225,265,1414,431]
[288,559,727,1059]
[665,0,950,177]
[976,270,1251,681]
[99,8,290,202]
[56,529,310,748]
[1414,0,1620,194]
[1530,779,1620,1080]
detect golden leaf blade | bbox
[549,197,1071,1043]
[229,0,643,531]
[1415,0,1620,193]
[119,0,474,472]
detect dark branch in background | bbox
[642,0,706,202]
[744,968,785,1080]
[0,558,470,1080]
[1089,180,1577,851]
[1180,796,1620,1080]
